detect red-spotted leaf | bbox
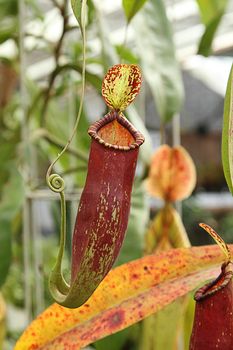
[15,245,233,350]
[146,144,196,202]
[102,64,142,111]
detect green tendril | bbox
[47,174,65,193]
[46,1,87,303]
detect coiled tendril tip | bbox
[47,173,65,193]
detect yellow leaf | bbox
[15,245,232,350]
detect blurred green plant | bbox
[196,0,229,56]
[133,0,184,125]
[0,0,18,45]
[122,0,148,24]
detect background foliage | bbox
[0,0,232,349]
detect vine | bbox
[46,0,87,295]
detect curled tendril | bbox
[47,173,65,193]
[45,0,87,307]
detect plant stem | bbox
[40,0,69,127]
[121,23,129,63]
[160,123,166,144]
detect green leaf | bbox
[198,16,223,57]
[196,0,227,24]
[196,0,228,56]
[140,297,188,350]
[0,164,24,219]
[222,64,233,195]
[71,0,82,28]
[122,0,148,24]
[183,295,195,349]
[56,63,102,91]
[95,328,130,350]
[71,0,87,34]
[115,44,139,64]
[0,0,18,18]
[133,0,184,123]
[0,18,17,44]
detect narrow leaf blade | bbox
[19,267,220,350]
[71,0,87,33]
[196,0,228,56]
[197,16,222,56]
[222,64,233,195]
[196,0,227,24]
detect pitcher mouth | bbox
[194,261,233,301]
[88,111,145,151]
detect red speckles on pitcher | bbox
[190,224,233,350]
[190,262,233,350]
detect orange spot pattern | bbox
[14,245,233,350]
[199,223,231,261]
